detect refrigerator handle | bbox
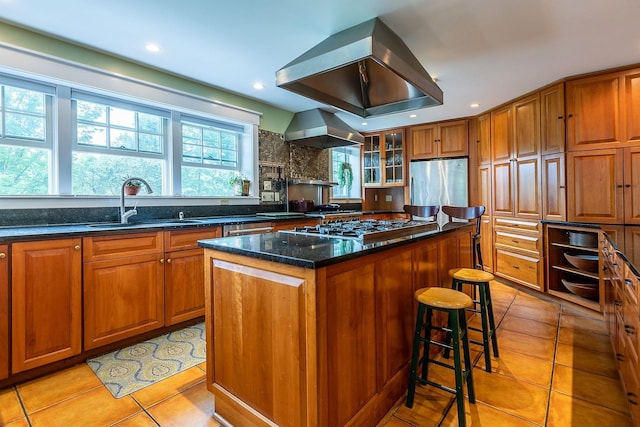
[410,177,414,205]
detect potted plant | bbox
[122,175,142,195]
[337,162,353,192]
[229,172,250,196]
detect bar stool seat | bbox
[407,287,475,427]
[448,268,499,372]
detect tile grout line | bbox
[542,302,562,427]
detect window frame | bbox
[330,145,362,201]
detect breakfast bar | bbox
[199,222,473,427]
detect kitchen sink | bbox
[87,223,142,229]
[87,219,208,229]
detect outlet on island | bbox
[385,195,392,202]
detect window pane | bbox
[139,133,162,153]
[110,129,136,150]
[72,151,162,195]
[110,107,135,128]
[139,113,162,133]
[181,166,236,196]
[77,100,107,124]
[4,87,45,114]
[331,146,361,199]
[5,112,45,140]
[77,124,107,147]
[0,145,49,195]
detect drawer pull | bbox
[625,326,635,335]
[614,300,622,306]
[0,252,5,259]
[511,239,520,244]
[512,265,520,270]
[74,245,81,250]
[166,259,172,264]
[625,279,634,287]
[159,258,164,264]
[617,353,625,361]
[628,393,638,405]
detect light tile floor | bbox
[380,281,634,427]
[0,281,633,426]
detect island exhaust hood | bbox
[276,17,443,118]
[285,108,364,149]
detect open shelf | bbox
[551,242,599,254]
[548,289,600,311]
[552,265,599,280]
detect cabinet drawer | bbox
[495,230,540,253]
[624,265,639,305]
[164,227,221,251]
[83,232,163,261]
[494,217,540,233]
[495,249,542,290]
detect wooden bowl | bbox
[561,279,599,300]
[564,253,599,273]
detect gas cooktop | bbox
[280,219,438,243]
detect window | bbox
[0,76,54,195]
[330,145,361,199]
[71,92,169,195]
[180,115,244,197]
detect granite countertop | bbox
[198,222,472,269]
[0,215,273,242]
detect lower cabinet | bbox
[83,232,165,350]
[493,217,543,291]
[0,245,8,380]
[11,239,82,373]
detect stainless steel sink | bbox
[87,219,207,229]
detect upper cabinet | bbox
[476,114,492,165]
[540,84,566,154]
[408,119,468,160]
[363,129,405,187]
[566,68,640,150]
[491,94,542,219]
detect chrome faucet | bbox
[120,177,153,224]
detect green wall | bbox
[0,21,294,133]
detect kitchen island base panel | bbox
[203,225,473,427]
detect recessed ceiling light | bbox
[361,122,368,126]
[145,43,160,53]
[470,103,480,108]
[253,82,265,90]
[409,114,417,118]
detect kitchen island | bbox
[198,222,473,427]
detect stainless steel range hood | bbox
[276,17,443,118]
[285,108,364,148]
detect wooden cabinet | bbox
[567,149,624,224]
[0,245,8,380]
[542,153,566,221]
[625,226,640,269]
[625,69,640,145]
[83,232,165,349]
[545,224,602,312]
[493,218,543,291]
[363,129,404,187]
[478,164,493,272]
[624,146,640,224]
[11,239,82,373]
[491,94,542,220]
[164,227,220,326]
[408,119,468,160]
[566,72,624,150]
[540,83,566,154]
[476,113,492,165]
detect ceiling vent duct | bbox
[284,108,364,149]
[276,17,443,118]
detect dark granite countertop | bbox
[0,215,273,242]
[198,222,473,269]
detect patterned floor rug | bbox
[87,322,205,398]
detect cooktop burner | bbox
[281,219,438,243]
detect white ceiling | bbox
[1,0,639,132]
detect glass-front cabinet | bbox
[363,129,405,187]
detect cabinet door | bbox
[492,161,514,216]
[84,253,165,349]
[491,105,513,163]
[542,153,566,221]
[513,94,541,158]
[0,245,7,380]
[479,164,492,215]
[624,147,640,224]
[438,120,469,157]
[541,83,566,154]
[383,130,404,185]
[480,217,494,272]
[477,113,492,165]
[12,239,82,373]
[363,135,382,186]
[409,124,437,159]
[624,69,640,145]
[567,149,624,224]
[165,248,206,325]
[514,156,541,219]
[625,226,640,270]
[566,74,623,150]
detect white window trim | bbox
[0,42,261,206]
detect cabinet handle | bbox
[625,325,635,335]
[625,279,633,287]
[617,353,625,361]
[166,259,172,264]
[512,265,520,269]
[511,239,520,244]
[625,184,631,188]
[559,185,565,189]
[74,245,80,250]
[567,114,573,118]
[0,252,5,259]
[616,185,623,188]
[614,300,622,306]
[160,258,164,264]
[558,116,564,119]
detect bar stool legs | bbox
[407,288,475,427]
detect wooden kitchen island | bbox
[198,223,473,427]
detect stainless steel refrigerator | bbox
[409,158,469,226]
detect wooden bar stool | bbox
[448,268,499,372]
[441,205,485,270]
[407,287,475,427]
[403,204,439,222]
